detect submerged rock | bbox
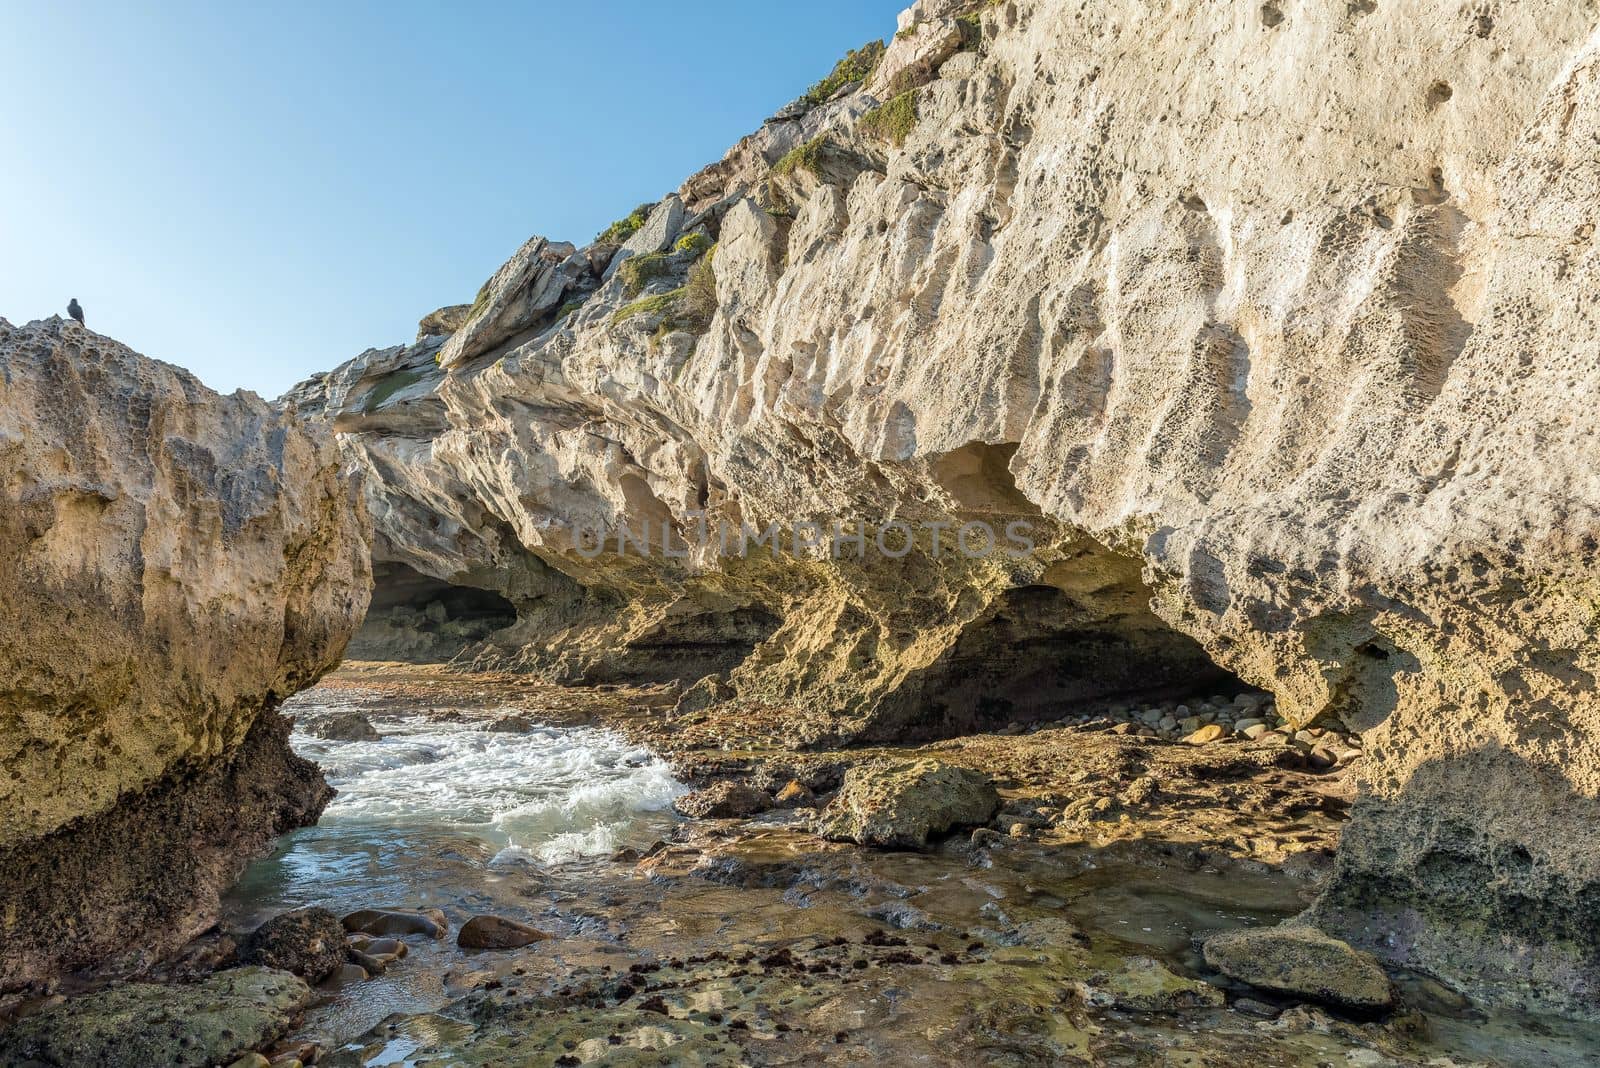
[816,759,1001,849]
[0,966,310,1068]
[457,915,552,950]
[1202,925,1393,1014]
[240,907,347,983]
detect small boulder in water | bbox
[485,713,534,733]
[674,780,771,819]
[306,710,379,742]
[240,906,347,982]
[1201,925,1393,1013]
[816,759,1001,849]
[341,907,448,939]
[458,914,553,950]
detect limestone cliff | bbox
[294,0,1600,1017]
[0,318,371,989]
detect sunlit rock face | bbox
[293,0,1600,1016]
[0,317,371,989]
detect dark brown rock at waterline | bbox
[674,780,772,819]
[241,906,348,983]
[342,908,448,939]
[458,914,553,950]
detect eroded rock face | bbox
[0,318,370,989]
[292,0,1600,1016]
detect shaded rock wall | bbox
[294,0,1600,1016]
[0,318,371,988]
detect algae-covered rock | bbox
[1202,925,1393,1014]
[1071,956,1226,1013]
[0,966,310,1068]
[240,907,347,982]
[816,759,1000,848]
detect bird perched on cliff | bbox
[67,298,84,326]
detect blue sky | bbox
[0,1,903,397]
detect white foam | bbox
[291,712,685,861]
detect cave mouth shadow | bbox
[348,561,518,663]
[867,542,1262,743]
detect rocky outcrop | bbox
[0,967,311,1068]
[0,318,370,990]
[293,0,1600,1018]
[1202,926,1394,1015]
[817,759,1001,848]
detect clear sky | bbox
[0,1,904,397]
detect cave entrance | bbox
[872,537,1259,741]
[349,561,518,663]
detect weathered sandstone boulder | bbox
[817,759,1001,848]
[0,318,370,990]
[291,0,1600,1017]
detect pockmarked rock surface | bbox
[816,759,1001,848]
[1203,926,1394,1015]
[0,966,311,1068]
[241,907,349,983]
[290,0,1600,1017]
[0,318,371,990]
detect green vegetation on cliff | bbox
[802,40,886,107]
[862,90,918,146]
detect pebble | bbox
[1240,723,1270,740]
[1309,746,1337,770]
[1183,724,1226,746]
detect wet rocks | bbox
[1071,956,1226,1013]
[773,780,817,808]
[240,907,348,982]
[304,709,379,742]
[341,908,448,940]
[1202,925,1393,1014]
[674,780,772,819]
[0,967,310,1068]
[816,759,1001,849]
[346,936,408,973]
[458,915,553,950]
[485,713,533,733]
